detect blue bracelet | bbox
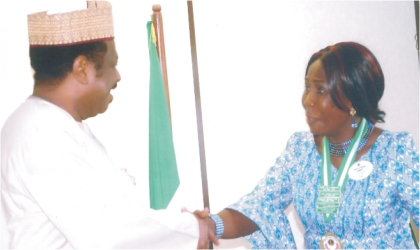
[208,214,224,239]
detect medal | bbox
[317,118,368,221]
[320,233,343,250]
[317,118,369,247]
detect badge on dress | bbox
[320,233,343,250]
[348,161,373,181]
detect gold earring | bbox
[350,108,357,128]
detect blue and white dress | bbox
[228,131,419,249]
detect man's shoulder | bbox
[1,96,77,149]
[4,96,72,127]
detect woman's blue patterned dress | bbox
[228,131,419,249]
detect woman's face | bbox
[302,59,352,138]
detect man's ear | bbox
[72,55,92,85]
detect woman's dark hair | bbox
[305,42,386,123]
[30,41,107,85]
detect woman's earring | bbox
[350,108,357,128]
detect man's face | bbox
[83,40,120,119]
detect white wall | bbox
[193,0,419,210]
[0,0,205,211]
[0,1,418,249]
[192,1,419,248]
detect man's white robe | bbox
[1,95,198,249]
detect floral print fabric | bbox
[228,131,419,249]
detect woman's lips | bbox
[306,116,318,124]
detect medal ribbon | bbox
[318,118,368,222]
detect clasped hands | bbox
[181,207,219,249]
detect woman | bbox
[204,42,419,249]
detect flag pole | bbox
[152,5,172,122]
[148,7,180,210]
[186,1,211,212]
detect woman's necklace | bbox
[329,121,374,157]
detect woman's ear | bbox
[342,97,353,113]
[72,55,91,85]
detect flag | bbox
[147,20,179,210]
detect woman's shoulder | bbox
[376,130,417,151]
[374,130,419,166]
[288,131,313,140]
[282,131,315,154]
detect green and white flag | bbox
[147,20,179,210]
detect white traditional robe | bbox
[1,95,198,249]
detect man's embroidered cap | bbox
[28,1,114,47]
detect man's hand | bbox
[181,207,219,249]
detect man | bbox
[1,1,216,248]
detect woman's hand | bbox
[181,207,219,249]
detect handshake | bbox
[182,207,221,249]
[182,207,259,249]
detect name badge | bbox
[348,161,373,181]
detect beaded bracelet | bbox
[208,214,224,239]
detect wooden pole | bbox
[187,0,211,212]
[152,5,172,121]
[415,1,419,60]
[187,1,212,248]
